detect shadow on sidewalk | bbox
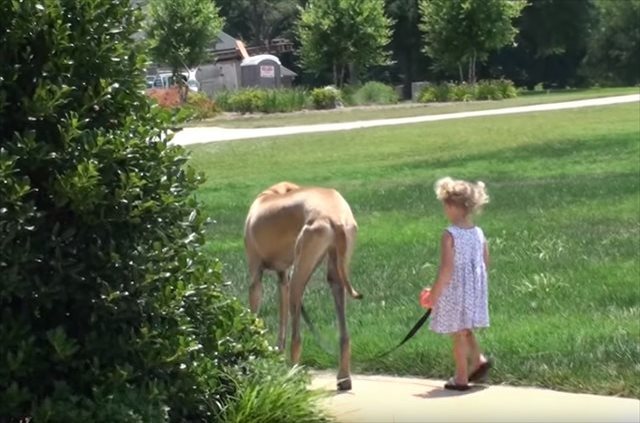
[414,385,487,399]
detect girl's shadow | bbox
[414,385,487,399]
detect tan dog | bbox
[244,181,362,391]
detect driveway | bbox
[171,94,639,146]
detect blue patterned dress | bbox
[430,225,490,334]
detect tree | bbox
[217,0,299,51]
[489,0,596,89]
[0,0,321,420]
[146,0,223,98]
[387,0,430,98]
[297,0,394,86]
[582,0,640,86]
[419,0,526,83]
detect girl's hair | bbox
[434,177,489,213]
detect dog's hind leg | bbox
[333,223,362,299]
[276,270,289,352]
[247,251,264,314]
[289,220,332,365]
[327,257,352,391]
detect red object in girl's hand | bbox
[419,288,432,309]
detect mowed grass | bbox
[193,87,639,129]
[188,102,640,398]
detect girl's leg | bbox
[452,331,469,384]
[467,330,487,371]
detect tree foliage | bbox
[386,0,430,97]
[297,0,394,86]
[0,0,299,420]
[488,0,596,88]
[147,0,223,75]
[217,0,299,50]
[419,0,526,83]
[582,0,640,86]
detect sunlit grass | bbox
[188,102,640,398]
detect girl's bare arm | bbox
[483,241,490,270]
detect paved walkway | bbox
[171,94,639,146]
[311,372,640,423]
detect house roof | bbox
[214,31,238,53]
[281,66,297,77]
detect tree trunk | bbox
[333,63,338,86]
[403,50,413,100]
[458,63,464,83]
[349,63,359,85]
[468,50,477,84]
[172,67,188,103]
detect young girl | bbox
[421,176,491,391]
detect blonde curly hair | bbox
[434,177,489,213]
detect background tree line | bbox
[211,0,640,96]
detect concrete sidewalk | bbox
[171,94,639,146]
[311,372,640,423]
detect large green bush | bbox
[348,82,399,105]
[0,1,323,421]
[310,87,343,110]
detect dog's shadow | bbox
[414,385,487,399]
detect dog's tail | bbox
[334,224,363,300]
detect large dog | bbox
[244,181,362,391]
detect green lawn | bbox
[188,102,640,398]
[192,87,639,129]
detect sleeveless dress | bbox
[430,225,490,334]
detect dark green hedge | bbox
[0,1,273,421]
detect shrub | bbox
[217,88,308,114]
[418,80,518,103]
[220,364,329,423]
[0,0,321,421]
[418,83,453,102]
[311,86,343,109]
[183,92,219,119]
[146,90,219,120]
[475,80,504,100]
[496,79,518,99]
[261,88,308,113]
[227,88,268,114]
[146,87,183,107]
[450,83,475,102]
[214,90,233,110]
[418,85,437,103]
[350,81,399,105]
[341,84,360,106]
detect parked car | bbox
[145,75,156,88]
[147,71,199,92]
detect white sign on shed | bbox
[260,65,275,78]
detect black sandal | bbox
[444,377,471,391]
[469,359,492,383]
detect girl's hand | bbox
[420,288,433,309]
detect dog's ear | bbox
[270,182,300,195]
[263,181,300,196]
